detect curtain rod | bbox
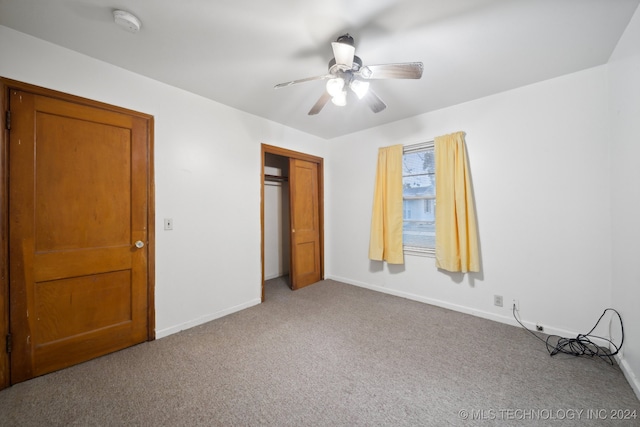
[403,139,434,153]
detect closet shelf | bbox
[265,174,288,182]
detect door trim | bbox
[0,78,156,390]
[260,144,324,301]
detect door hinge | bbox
[5,334,11,354]
[5,110,10,130]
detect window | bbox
[424,199,433,214]
[402,142,435,253]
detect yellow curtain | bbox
[435,132,479,272]
[369,144,404,264]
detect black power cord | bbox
[513,305,624,365]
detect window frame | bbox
[403,141,435,257]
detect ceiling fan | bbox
[274,34,423,115]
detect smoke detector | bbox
[113,10,141,33]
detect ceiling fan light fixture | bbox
[350,80,370,99]
[331,91,347,107]
[326,78,345,97]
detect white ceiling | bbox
[1,0,638,139]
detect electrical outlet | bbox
[512,299,520,312]
[536,324,544,332]
[494,295,503,307]
[164,218,173,230]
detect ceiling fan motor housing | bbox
[335,34,354,46]
[328,55,362,73]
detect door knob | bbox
[135,240,145,249]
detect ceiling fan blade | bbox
[331,42,355,68]
[308,91,332,115]
[361,62,424,79]
[274,74,331,89]
[362,89,387,113]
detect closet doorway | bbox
[261,144,324,301]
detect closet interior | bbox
[263,153,291,288]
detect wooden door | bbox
[289,158,321,289]
[8,89,150,384]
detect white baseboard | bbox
[327,274,563,333]
[155,298,261,339]
[617,355,640,401]
[265,272,288,280]
[327,274,640,399]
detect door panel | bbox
[8,90,149,384]
[35,113,131,251]
[34,271,133,343]
[289,159,321,289]
[294,242,317,277]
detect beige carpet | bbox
[0,278,638,426]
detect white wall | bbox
[608,6,640,399]
[327,66,613,340]
[0,25,329,338]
